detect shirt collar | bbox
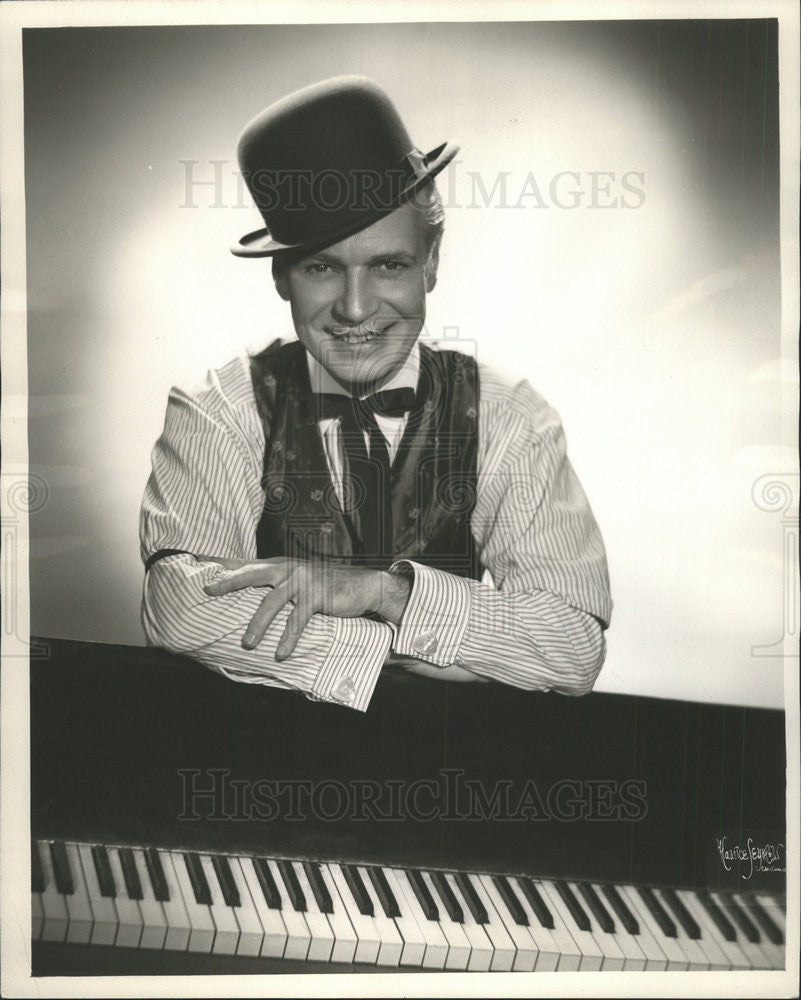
[305,342,420,399]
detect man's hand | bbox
[202,557,411,660]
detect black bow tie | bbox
[312,386,416,422]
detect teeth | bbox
[329,328,380,344]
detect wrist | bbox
[376,570,412,625]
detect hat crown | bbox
[238,76,414,181]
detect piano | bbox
[31,638,787,975]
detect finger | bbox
[242,583,293,649]
[197,556,246,570]
[205,561,286,596]
[275,599,316,661]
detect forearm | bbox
[142,555,393,710]
[390,562,606,695]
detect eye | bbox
[377,260,407,273]
[304,262,334,276]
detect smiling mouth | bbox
[326,325,389,345]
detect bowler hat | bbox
[232,76,458,257]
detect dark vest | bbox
[250,340,482,580]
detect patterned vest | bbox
[250,340,482,580]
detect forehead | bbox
[305,202,427,262]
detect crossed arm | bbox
[140,369,612,710]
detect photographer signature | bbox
[716,836,785,879]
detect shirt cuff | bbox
[309,617,394,712]
[388,560,471,667]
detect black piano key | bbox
[342,864,374,916]
[723,893,760,943]
[696,890,736,942]
[555,880,591,932]
[578,882,615,933]
[517,878,555,929]
[212,854,241,908]
[660,887,700,939]
[31,840,46,893]
[118,847,143,901]
[144,847,170,902]
[492,875,528,926]
[429,871,463,923]
[455,873,488,924]
[277,859,306,912]
[406,869,438,921]
[367,866,400,919]
[601,884,639,935]
[48,841,74,896]
[636,886,677,938]
[91,845,116,897]
[253,858,282,909]
[747,895,784,945]
[183,852,212,906]
[303,861,333,914]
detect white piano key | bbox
[755,892,786,930]
[222,857,264,957]
[671,889,729,969]
[613,885,667,970]
[357,866,406,966]
[739,894,784,969]
[710,891,770,970]
[567,881,625,971]
[199,854,240,955]
[676,890,751,970]
[312,865,358,964]
[420,871,471,970]
[324,864,376,964]
[239,859,288,959]
[477,874,539,972]
[470,877,519,972]
[379,868,427,967]
[292,861,334,962]
[750,893,786,969]
[307,863,361,963]
[32,893,45,942]
[63,843,93,944]
[106,848,143,948]
[654,889,709,971]
[539,881,603,971]
[130,849,167,951]
[154,851,192,952]
[444,873,495,971]
[591,884,647,971]
[390,869,449,969]
[168,851,215,953]
[511,878,566,970]
[38,841,69,943]
[77,844,118,947]
[266,860,310,961]
[621,886,687,970]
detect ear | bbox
[424,236,441,294]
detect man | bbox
[140,76,612,712]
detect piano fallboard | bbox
[30,638,787,975]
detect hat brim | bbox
[230,141,459,258]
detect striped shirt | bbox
[140,341,612,712]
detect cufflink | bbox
[332,677,356,705]
[411,630,439,657]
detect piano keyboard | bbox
[32,840,786,972]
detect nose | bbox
[331,269,379,327]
